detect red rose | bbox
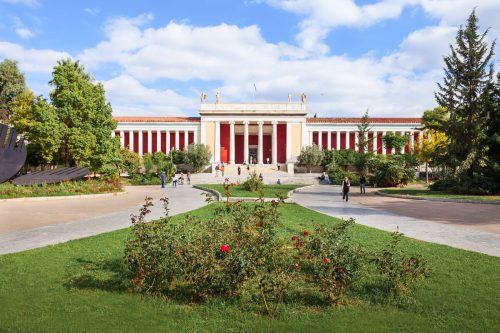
[338,267,344,273]
[323,258,330,264]
[256,223,261,227]
[291,235,297,241]
[315,228,320,233]
[219,244,230,253]
[303,230,309,236]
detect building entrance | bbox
[249,147,257,164]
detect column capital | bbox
[257,121,264,125]
[229,121,236,125]
[243,120,250,125]
[272,121,278,125]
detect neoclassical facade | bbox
[114,99,422,167]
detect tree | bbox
[184,144,212,173]
[435,10,496,184]
[49,59,117,170]
[356,110,372,154]
[383,132,408,153]
[0,59,26,122]
[167,149,185,165]
[297,144,322,173]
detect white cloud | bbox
[0,41,71,73]
[15,27,35,39]
[84,7,100,16]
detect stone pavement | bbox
[0,186,207,255]
[291,185,500,257]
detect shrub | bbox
[327,164,359,186]
[184,144,212,173]
[371,232,430,300]
[297,145,323,172]
[243,171,264,192]
[167,149,185,165]
[369,155,415,187]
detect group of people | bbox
[341,174,366,202]
[160,171,191,188]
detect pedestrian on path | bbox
[172,174,178,188]
[160,171,166,189]
[360,175,366,194]
[342,176,350,202]
[187,172,191,185]
[237,166,241,176]
[221,164,225,177]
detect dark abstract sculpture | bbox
[12,167,89,186]
[0,124,27,184]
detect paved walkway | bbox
[0,186,207,255]
[291,185,500,257]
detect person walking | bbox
[187,172,191,185]
[237,166,241,176]
[259,173,264,182]
[172,174,178,188]
[221,164,225,177]
[342,176,350,202]
[246,164,250,173]
[359,174,366,194]
[160,171,166,189]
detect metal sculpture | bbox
[0,124,27,184]
[12,167,89,186]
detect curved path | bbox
[0,186,207,255]
[291,185,500,257]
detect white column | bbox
[286,122,292,160]
[119,130,124,148]
[318,131,323,150]
[410,132,415,152]
[138,130,143,156]
[373,131,378,153]
[257,121,264,164]
[166,130,171,151]
[355,131,359,152]
[214,121,220,163]
[336,131,340,150]
[200,122,206,145]
[156,131,161,152]
[175,131,179,150]
[309,131,313,146]
[147,130,152,153]
[111,131,115,138]
[327,131,331,150]
[229,121,235,165]
[364,131,368,153]
[346,130,350,150]
[184,130,189,149]
[400,131,405,154]
[272,121,278,165]
[129,131,134,152]
[382,131,386,155]
[244,121,249,164]
[193,130,198,144]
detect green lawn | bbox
[0,203,499,332]
[379,188,500,201]
[0,180,123,199]
[199,184,306,198]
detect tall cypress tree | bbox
[435,10,496,180]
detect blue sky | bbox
[0,0,498,117]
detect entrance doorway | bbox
[249,146,257,164]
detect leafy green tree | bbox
[184,144,212,173]
[167,149,185,165]
[356,110,372,154]
[0,59,26,122]
[120,148,141,177]
[297,144,322,173]
[383,132,408,153]
[321,149,334,167]
[332,149,359,171]
[49,59,116,170]
[435,10,496,187]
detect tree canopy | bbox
[0,59,26,122]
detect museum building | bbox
[113,96,422,166]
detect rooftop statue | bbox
[200,92,207,103]
[301,93,307,103]
[216,92,220,104]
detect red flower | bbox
[256,223,261,227]
[303,230,309,236]
[315,228,320,233]
[338,267,344,273]
[219,244,230,253]
[291,235,297,241]
[323,258,330,264]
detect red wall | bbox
[340,132,346,149]
[133,132,139,154]
[331,132,337,150]
[235,135,244,163]
[179,132,185,150]
[169,132,176,151]
[124,132,130,149]
[142,132,148,154]
[188,132,194,146]
[277,124,286,163]
[377,134,383,154]
[161,132,167,153]
[263,135,272,163]
[152,132,157,152]
[312,132,318,146]
[220,124,230,163]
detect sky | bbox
[0,0,499,118]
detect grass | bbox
[0,180,123,199]
[379,188,500,201]
[0,203,499,332]
[199,184,306,198]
